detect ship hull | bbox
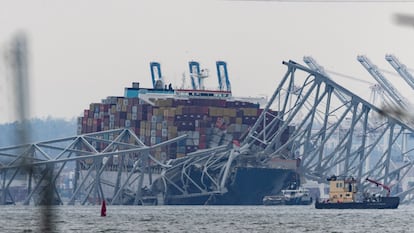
[165,167,298,205]
[315,197,399,209]
[263,197,313,206]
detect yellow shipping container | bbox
[176,106,183,115]
[243,108,258,116]
[236,117,242,124]
[176,153,186,158]
[219,108,225,116]
[164,108,176,118]
[209,107,217,116]
[223,116,230,124]
[169,126,178,133]
[168,132,177,139]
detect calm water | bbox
[0,204,413,233]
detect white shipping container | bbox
[162,129,168,137]
[193,131,200,139]
[211,134,222,143]
[186,139,194,145]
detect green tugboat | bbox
[315,175,399,209]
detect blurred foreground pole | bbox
[8,33,55,232]
[9,33,30,143]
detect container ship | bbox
[77,61,300,205]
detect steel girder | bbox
[0,128,186,205]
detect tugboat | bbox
[263,184,313,205]
[315,175,399,209]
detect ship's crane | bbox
[150,62,163,89]
[357,55,408,109]
[216,61,231,91]
[366,178,391,197]
[385,54,414,91]
[189,61,200,90]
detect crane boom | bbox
[385,54,414,90]
[366,178,391,197]
[357,55,407,109]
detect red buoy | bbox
[101,200,107,217]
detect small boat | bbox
[315,175,399,209]
[263,186,313,205]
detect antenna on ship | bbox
[180,72,186,89]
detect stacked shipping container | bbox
[78,86,294,164]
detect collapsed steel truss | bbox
[1,60,414,205]
[269,60,414,203]
[0,128,185,205]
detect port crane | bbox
[357,55,408,110]
[385,54,414,91]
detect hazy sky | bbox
[1,0,414,123]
